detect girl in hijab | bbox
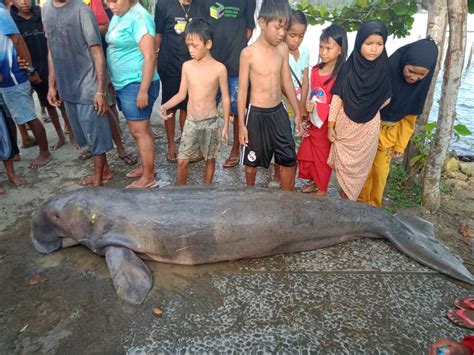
[327,20,392,200]
[358,38,438,207]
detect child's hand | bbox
[47,87,62,107]
[159,108,172,121]
[221,126,229,145]
[327,127,336,143]
[239,126,249,147]
[299,102,308,121]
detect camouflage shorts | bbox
[178,116,223,160]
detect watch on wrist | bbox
[26,65,36,75]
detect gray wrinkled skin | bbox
[31,186,474,304]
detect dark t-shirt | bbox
[154,0,202,78]
[10,5,49,82]
[200,0,255,77]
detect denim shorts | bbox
[0,80,37,125]
[216,76,239,115]
[116,80,160,120]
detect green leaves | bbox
[454,124,472,136]
[295,0,419,38]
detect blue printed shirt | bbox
[0,3,28,88]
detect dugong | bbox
[31,186,474,304]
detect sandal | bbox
[126,180,159,189]
[223,156,239,168]
[79,149,93,160]
[119,153,138,166]
[167,151,177,163]
[447,308,474,330]
[301,183,317,193]
[454,297,474,310]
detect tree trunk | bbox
[403,0,448,172]
[421,0,467,211]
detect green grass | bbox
[384,164,422,212]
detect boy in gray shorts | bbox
[160,19,230,185]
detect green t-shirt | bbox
[105,2,159,90]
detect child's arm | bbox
[327,95,343,143]
[238,48,251,146]
[219,65,230,145]
[160,63,188,120]
[280,46,302,136]
[301,67,309,120]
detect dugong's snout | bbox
[31,208,62,254]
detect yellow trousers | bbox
[358,115,416,207]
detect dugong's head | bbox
[31,190,94,254]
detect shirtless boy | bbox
[160,19,230,185]
[238,0,302,192]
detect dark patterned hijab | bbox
[331,20,392,124]
[381,38,438,122]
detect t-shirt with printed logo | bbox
[0,3,28,88]
[154,0,202,78]
[200,0,256,77]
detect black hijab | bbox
[331,20,392,124]
[381,38,438,122]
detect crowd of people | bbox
[0,0,441,205]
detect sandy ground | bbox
[1,106,473,353]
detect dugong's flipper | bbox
[105,246,152,304]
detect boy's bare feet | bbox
[29,152,52,170]
[8,174,27,187]
[51,136,66,150]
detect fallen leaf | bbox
[152,307,164,317]
[458,223,471,244]
[28,273,46,286]
[19,324,29,333]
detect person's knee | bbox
[178,159,189,169]
[276,152,296,167]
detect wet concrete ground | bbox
[0,109,472,353]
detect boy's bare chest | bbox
[252,54,283,77]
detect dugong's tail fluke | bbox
[389,214,474,285]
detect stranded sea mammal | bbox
[31,186,474,304]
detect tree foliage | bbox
[294,0,419,38]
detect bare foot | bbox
[51,137,66,150]
[312,190,327,197]
[29,153,52,170]
[13,154,21,161]
[21,137,37,148]
[126,166,143,178]
[8,175,28,187]
[0,184,5,195]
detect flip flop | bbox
[454,297,474,310]
[79,149,93,160]
[223,156,239,168]
[268,181,281,189]
[447,308,474,330]
[125,180,159,189]
[119,153,138,166]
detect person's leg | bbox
[165,109,178,160]
[245,166,257,187]
[26,118,51,169]
[92,154,107,186]
[108,108,128,159]
[17,123,36,147]
[280,165,296,192]
[46,106,66,150]
[178,109,187,133]
[127,120,155,187]
[272,163,281,183]
[368,148,392,208]
[58,104,78,147]
[3,159,27,186]
[0,183,4,195]
[204,159,216,185]
[177,159,190,185]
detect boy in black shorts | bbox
[238,0,303,191]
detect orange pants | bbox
[358,115,416,207]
